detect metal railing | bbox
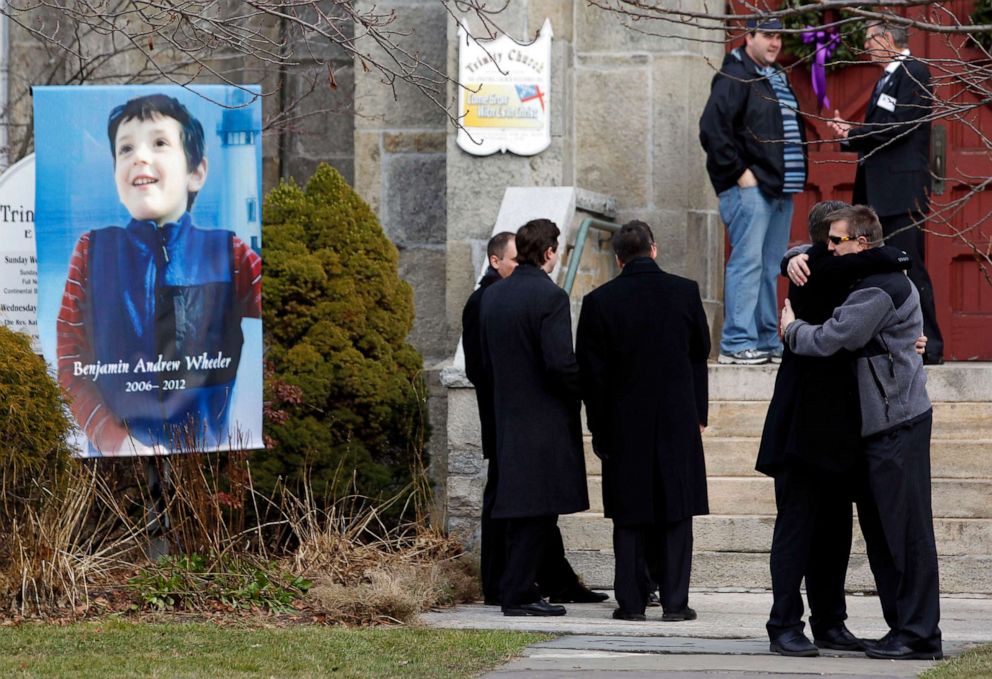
[562,216,620,295]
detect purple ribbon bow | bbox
[802,26,841,110]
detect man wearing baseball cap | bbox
[700,15,808,366]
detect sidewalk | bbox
[420,590,992,677]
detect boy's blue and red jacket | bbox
[57,212,262,454]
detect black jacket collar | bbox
[513,263,551,279]
[619,257,661,277]
[479,266,501,289]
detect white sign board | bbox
[0,153,38,347]
[456,18,552,156]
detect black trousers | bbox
[480,456,506,602]
[881,212,943,361]
[482,456,579,604]
[613,518,692,615]
[766,464,853,639]
[856,412,941,647]
[500,515,561,606]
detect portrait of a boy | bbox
[34,86,264,457]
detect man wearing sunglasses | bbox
[780,205,941,661]
[759,201,911,657]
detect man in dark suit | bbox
[575,221,710,622]
[479,219,591,617]
[758,201,911,657]
[829,16,943,364]
[462,231,518,605]
[463,231,606,607]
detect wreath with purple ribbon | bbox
[780,2,867,109]
[801,27,842,110]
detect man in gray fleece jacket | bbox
[780,205,941,661]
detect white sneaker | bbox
[718,349,771,365]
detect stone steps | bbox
[582,476,992,518]
[702,401,992,440]
[564,548,992,594]
[442,360,992,594]
[706,363,992,403]
[562,362,992,594]
[559,513,992,555]
[584,437,992,478]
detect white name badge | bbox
[877,93,897,112]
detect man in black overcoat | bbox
[758,201,912,656]
[462,231,518,605]
[463,231,605,606]
[575,221,710,621]
[479,218,590,617]
[828,16,943,363]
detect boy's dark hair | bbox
[107,94,206,210]
[514,219,560,267]
[487,231,515,260]
[826,205,884,246]
[807,200,849,243]
[612,220,655,264]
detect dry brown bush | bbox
[309,559,480,625]
[0,448,476,622]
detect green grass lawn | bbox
[921,643,992,679]
[0,621,551,678]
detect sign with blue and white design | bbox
[457,18,553,156]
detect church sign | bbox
[0,154,39,348]
[457,18,552,156]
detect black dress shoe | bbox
[646,591,661,607]
[769,629,819,657]
[612,608,646,621]
[548,584,609,603]
[483,598,500,606]
[813,624,864,651]
[864,635,943,660]
[861,629,894,649]
[661,606,697,622]
[502,599,566,617]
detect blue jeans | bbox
[718,186,793,355]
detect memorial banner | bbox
[457,18,552,156]
[34,85,264,457]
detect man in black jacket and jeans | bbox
[700,16,807,366]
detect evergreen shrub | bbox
[256,164,427,504]
[0,327,74,476]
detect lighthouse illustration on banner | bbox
[218,88,262,252]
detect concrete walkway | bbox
[420,590,992,677]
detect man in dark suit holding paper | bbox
[829,15,943,364]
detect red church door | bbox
[787,5,992,360]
